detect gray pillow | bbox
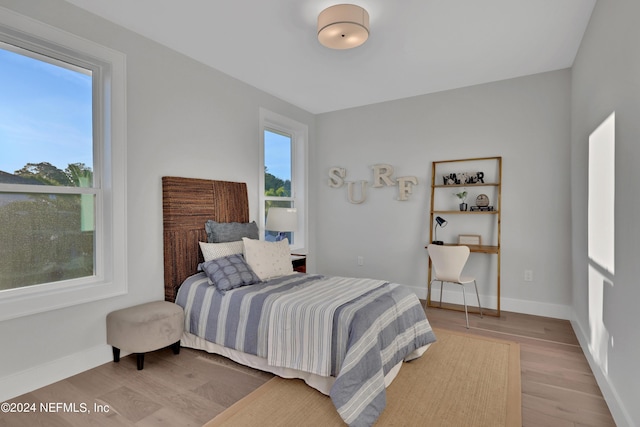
[199,254,261,292]
[205,220,259,243]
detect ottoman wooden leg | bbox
[136,354,145,370]
[112,347,120,363]
[171,341,181,355]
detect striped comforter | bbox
[176,272,436,426]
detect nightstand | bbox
[291,254,306,273]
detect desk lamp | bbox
[432,216,447,245]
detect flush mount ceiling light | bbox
[317,4,370,49]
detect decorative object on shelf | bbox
[266,207,297,241]
[475,194,490,207]
[442,172,485,185]
[473,172,485,184]
[432,216,447,245]
[458,234,482,245]
[317,4,369,50]
[470,206,494,212]
[455,189,468,211]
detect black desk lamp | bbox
[432,216,447,245]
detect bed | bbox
[162,176,436,426]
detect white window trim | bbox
[259,108,308,253]
[0,7,127,321]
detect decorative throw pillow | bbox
[242,237,294,280]
[199,254,261,292]
[199,240,244,261]
[205,220,259,243]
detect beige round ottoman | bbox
[106,301,184,370]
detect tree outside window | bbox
[0,41,96,291]
[264,129,294,242]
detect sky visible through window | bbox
[0,45,92,175]
[264,130,291,182]
[0,43,291,182]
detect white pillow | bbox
[242,237,294,280]
[199,240,244,262]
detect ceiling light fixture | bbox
[317,4,369,50]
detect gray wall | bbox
[315,69,573,318]
[0,0,316,399]
[571,0,640,424]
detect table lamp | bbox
[266,207,298,242]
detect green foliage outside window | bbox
[264,167,291,198]
[0,162,95,291]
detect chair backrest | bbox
[427,244,471,283]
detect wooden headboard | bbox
[162,176,249,302]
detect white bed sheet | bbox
[181,331,431,395]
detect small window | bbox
[264,129,294,242]
[259,109,307,252]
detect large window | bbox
[0,9,127,320]
[259,109,307,251]
[0,41,95,290]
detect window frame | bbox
[0,7,127,321]
[259,108,307,252]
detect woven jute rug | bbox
[204,328,521,426]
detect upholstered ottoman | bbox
[107,301,184,370]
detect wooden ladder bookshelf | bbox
[427,156,502,316]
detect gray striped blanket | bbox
[176,272,436,426]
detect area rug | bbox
[204,328,521,426]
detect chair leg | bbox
[474,280,483,317]
[461,286,469,329]
[136,353,144,370]
[439,281,444,307]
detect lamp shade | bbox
[435,216,448,227]
[265,207,298,232]
[317,4,369,49]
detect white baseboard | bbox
[499,296,571,320]
[402,284,572,320]
[570,317,633,427]
[0,344,113,402]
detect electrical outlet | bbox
[524,270,533,282]
[357,256,364,266]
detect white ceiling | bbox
[64,0,596,114]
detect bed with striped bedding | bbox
[176,272,436,426]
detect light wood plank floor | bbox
[426,306,616,427]
[1,307,616,426]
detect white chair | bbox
[427,244,483,328]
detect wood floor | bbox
[1,307,616,427]
[425,306,616,427]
